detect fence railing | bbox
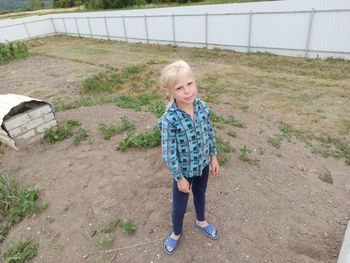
[1,8,350,59]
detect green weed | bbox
[217,137,234,165]
[3,239,38,263]
[239,145,260,165]
[89,217,122,237]
[116,127,161,151]
[72,128,89,145]
[147,100,166,117]
[0,174,47,242]
[224,115,246,128]
[98,116,135,140]
[122,219,136,234]
[43,119,80,143]
[210,111,247,128]
[227,130,237,138]
[268,137,282,149]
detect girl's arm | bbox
[159,117,183,181]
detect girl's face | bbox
[170,70,197,107]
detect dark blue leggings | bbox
[172,165,209,235]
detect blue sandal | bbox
[163,233,180,255]
[195,223,221,240]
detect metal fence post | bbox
[248,10,252,52]
[23,22,30,39]
[205,13,208,49]
[305,8,315,58]
[122,15,128,42]
[62,18,68,35]
[172,14,176,46]
[87,17,93,38]
[104,16,110,40]
[50,18,57,34]
[144,15,149,44]
[74,17,80,37]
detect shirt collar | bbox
[168,98,200,112]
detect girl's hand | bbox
[177,178,190,193]
[210,156,220,176]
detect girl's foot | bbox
[196,220,217,238]
[165,232,180,253]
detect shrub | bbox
[0,42,28,64]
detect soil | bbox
[0,39,349,263]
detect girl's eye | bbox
[176,86,183,90]
[188,82,193,86]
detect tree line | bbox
[53,0,202,9]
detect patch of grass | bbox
[268,137,282,149]
[326,56,345,62]
[81,69,124,94]
[122,219,136,234]
[147,100,166,117]
[200,75,224,103]
[72,128,89,145]
[115,95,143,111]
[224,115,247,128]
[89,217,122,237]
[267,122,350,165]
[239,145,260,165]
[227,130,237,138]
[80,64,151,95]
[116,127,161,151]
[86,216,136,251]
[210,111,247,129]
[217,137,235,165]
[43,119,80,143]
[0,174,47,242]
[122,64,145,77]
[56,95,120,112]
[98,116,135,140]
[210,111,225,123]
[0,42,28,65]
[3,238,38,263]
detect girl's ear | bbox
[165,95,171,102]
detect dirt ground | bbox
[0,36,350,263]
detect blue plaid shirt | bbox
[158,98,217,181]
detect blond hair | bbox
[160,60,193,110]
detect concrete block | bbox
[21,117,45,132]
[43,112,55,122]
[15,129,35,140]
[36,119,57,133]
[8,127,22,137]
[3,113,30,130]
[338,221,350,263]
[28,105,52,119]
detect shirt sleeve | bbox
[207,110,218,157]
[158,117,184,181]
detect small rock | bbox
[318,166,333,184]
[84,255,88,259]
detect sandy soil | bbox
[0,39,350,263]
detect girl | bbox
[158,60,221,255]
